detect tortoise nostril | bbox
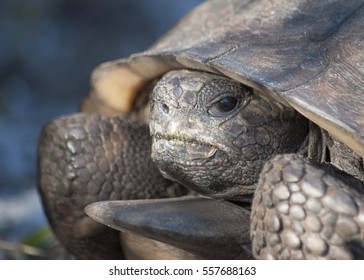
[162,103,170,114]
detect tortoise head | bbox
[150,70,308,201]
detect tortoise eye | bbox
[208,96,238,116]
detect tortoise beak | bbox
[85,197,252,259]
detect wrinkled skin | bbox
[147,70,364,259]
[38,70,364,260]
[150,70,308,201]
[38,0,364,259]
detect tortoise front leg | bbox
[38,113,188,259]
[251,154,364,259]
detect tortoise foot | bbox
[251,154,364,259]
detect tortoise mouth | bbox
[151,135,249,199]
[151,134,226,166]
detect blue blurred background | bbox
[0,0,203,259]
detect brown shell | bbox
[84,0,364,157]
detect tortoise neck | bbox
[300,121,328,163]
[301,122,364,183]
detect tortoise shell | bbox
[82,0,364,157]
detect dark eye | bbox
[208,96,238,116]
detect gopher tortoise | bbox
[38,0,364,259]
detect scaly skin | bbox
[150,70,308,201]
[149,70,364,259]
[252,154,364,259]
[38,114,189,259]
[38,70,364,259]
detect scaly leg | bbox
[38,113,188,259]
[251,154,364,259]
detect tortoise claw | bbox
[85,196,252,259]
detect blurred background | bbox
[0,0,203,259]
